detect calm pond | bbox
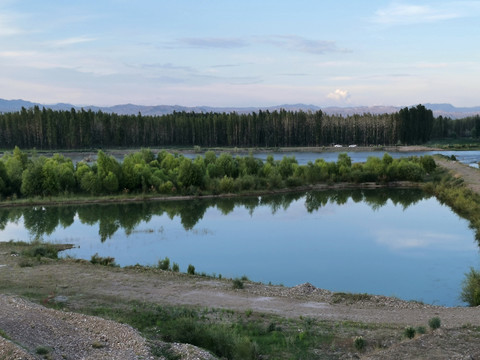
[1,189,478,307]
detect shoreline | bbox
[0,181,422,208]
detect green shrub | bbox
[353,336,366,351]
[22,244,59,259]
[428,317,441,330]
[35,346,50,355]
[90,253,117,266]
[416,326,427,334]
[461,268,480,306]
[219,176,234,193]
[172,262,180,272]
[158,257,171,271]
[232,278,244,289]
[187,264,195,275]
[403,326,416,339]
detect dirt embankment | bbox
[2,248,480,359]
[434,156,480,194]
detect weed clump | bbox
[403,326,416,339]
[22,244,59,259]
[157,257,171,271]
[232,278,244,289]
[187,264,195,275]
[353,336,366,351]
[35,346,50,355]
[416,326,427,334]
[428,317,441,330]
[461,268,480,306]
[90,253,117,267]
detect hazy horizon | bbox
[1,1,480,108]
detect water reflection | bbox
[0,189,427,242]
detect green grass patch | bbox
[0,329,10,340]
[21,244,60,260]
[331,292,372,304]
[79,300,378,359]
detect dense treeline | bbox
[0,147,435,200]
[430,115,480,139]
[0,105,436,149]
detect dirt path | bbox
[435,156,480,194]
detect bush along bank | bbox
[0,147,435,201]
[423,167,480,242]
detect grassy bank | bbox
[423,161,480,241]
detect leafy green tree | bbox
[21,157,46,196]
[97,151,121,193]
[0,161,8,196]
[178,158,204,188]
[216,153,236,178]
[103,171,119,193]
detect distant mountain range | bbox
[1,98,479,119]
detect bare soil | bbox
[434,156,480,194]
[2,248,480,359]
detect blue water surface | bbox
[1,190,477,307]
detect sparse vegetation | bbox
[35,346,50,355]
[84,301,388,360]
[332,292,372,304]
[403,326,416,339]
[21,243,60,260]
[187,264,195,275]
[416,326,427,334]
[461,268,480,306]
[428,317,441,330]
[157,257,171,271]
[463,268,480,307]
[232,278,244,289]
[90,253,117,267]
[354,335,366,351]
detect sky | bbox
[1,0,480,108]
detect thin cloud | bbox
[0,13,23,36]
[373,2,480,25]
[139,62,193,72]
[178,37,248,49]
[263,35,346,54]
[47,36,96,47]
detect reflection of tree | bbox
[58,207,76,228]
[4,189,429,241]
[22,207,62,240]
[304,189,428,213]
[216,198,237,215]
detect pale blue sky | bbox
[1,0,479,107]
